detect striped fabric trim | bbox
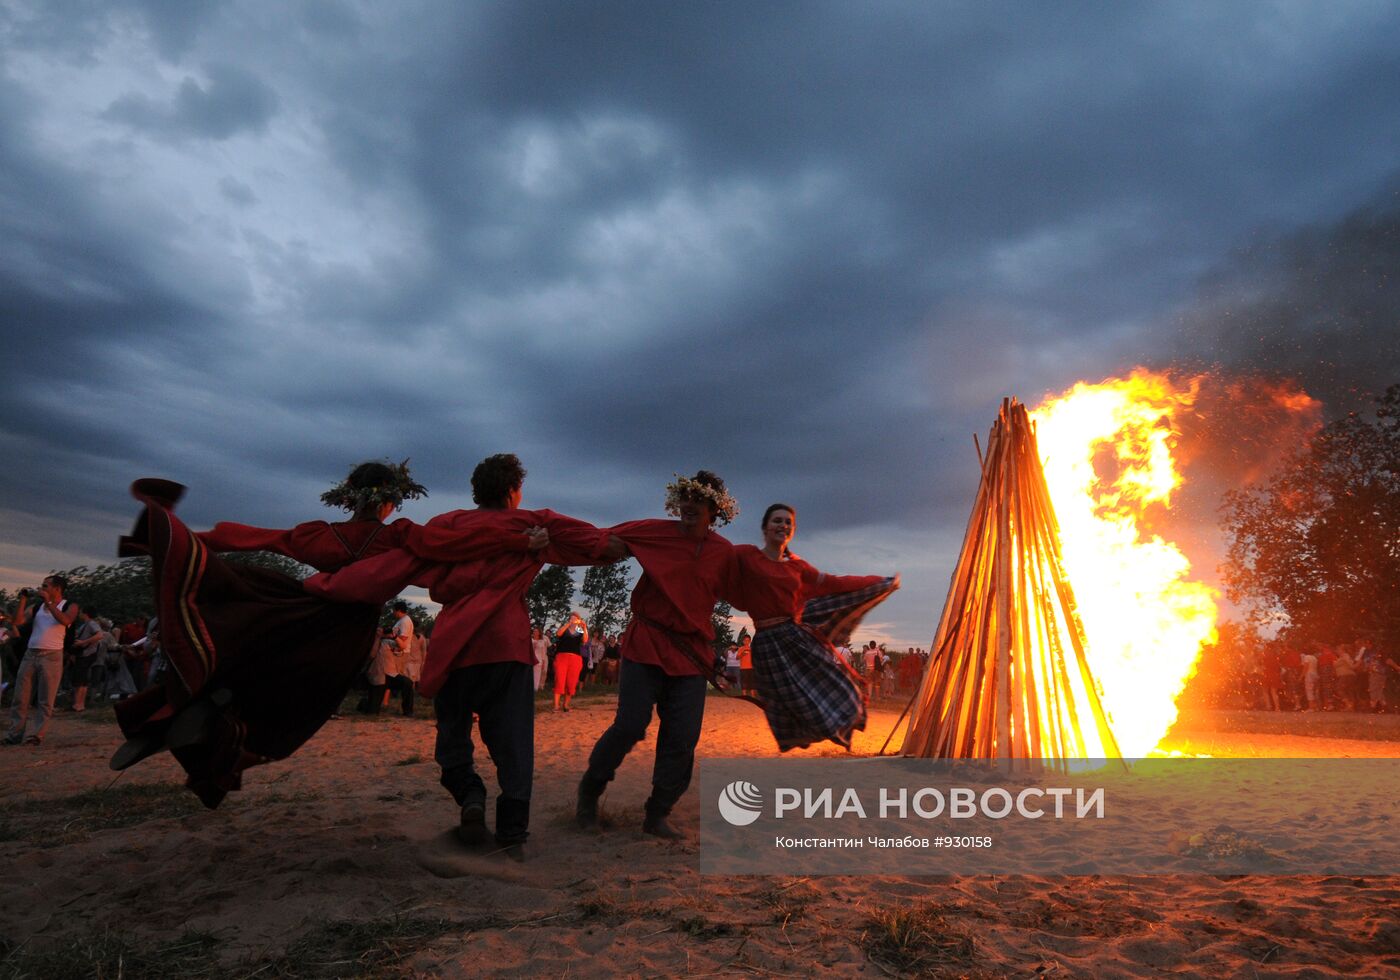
[152,506,217,696]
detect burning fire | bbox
[1030,369,1218,756]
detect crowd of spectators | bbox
[1247,639,1400,714]
[846,642,929,699]
[0,575,936,744]
[0,580,155,746]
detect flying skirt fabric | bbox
[751,576,899,751]
[115,481,378,806]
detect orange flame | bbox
[1030,369,1218,756]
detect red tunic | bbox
[196,518,418,572]
[610,520,738,677]
[306,508,608,696]
[729,545,884,621]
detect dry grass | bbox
[258,913,460,978]
[0,785,329,848]
[0,914,463,980]
[0,783,203,847]
[0,929,223,980]
[751,878,823,924]
[862,902,980,978]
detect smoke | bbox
[1056,369,1325,595]
[1172,372,1323,490]
[1172,186,1400,417]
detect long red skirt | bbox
[115,481,378,806]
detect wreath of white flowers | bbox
[664,473,739,526]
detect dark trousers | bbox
[392,675,415,715]
[434,660,534,844]
[585,658,707,813]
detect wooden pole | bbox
[903,397,1125,766]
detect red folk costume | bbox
[729,544,897,750]
[197,517,414,569]
[113,479,513,807]
[305,507,610,695]
[608,519,739,675]
[577,518,740,829]
[308,505,610,848]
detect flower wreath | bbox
[320,459,428,512]
[664,474,739,526]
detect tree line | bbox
[1221,382,1400,649]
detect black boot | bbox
[109,734,167,771]
[457,800,487,846]
[642,798,682,841]
[576,773,607,829]
[495,797,529,861]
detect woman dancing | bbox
[732,503,898,751]
[113,461,512,807]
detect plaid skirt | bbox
[752,577,899,751]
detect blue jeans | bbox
[585,658,707,812]
[8,648,63,742]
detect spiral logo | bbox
[717,780,764,826]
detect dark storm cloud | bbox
[128,0,224,61]
[1171,188,1400,414]
[6,1,1400,643]
[292,2,1400,396]
[0,69,247,525]
[104,63,279,140]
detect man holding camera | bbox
[5,576,80,746]
[364,601,414,715]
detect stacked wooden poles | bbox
[901,399,1123,769]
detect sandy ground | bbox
[2,694,1399,977]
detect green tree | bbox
[580,561,632,637]
[62,559,156,623]
[710,599,736,656]
[1221,383,1400,644]
[527,564,575,631]
[56,550,311,626]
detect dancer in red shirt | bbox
[576,471,740,840]
[730,503,898,750]
[306,454,611,856]
[112,461,518,808]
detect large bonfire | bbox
[902,369,1219,762]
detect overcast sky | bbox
[3,1,1399,645]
